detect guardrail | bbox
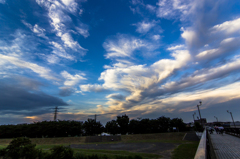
[194,129,216,159]
[224,128,240,137]
[194,129,207,159]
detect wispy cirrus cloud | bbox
[156,0,194,20]
[0,54,59,81]
[103,34,159,59]
[36,0,88,57]
[133,20,157,34]
[22,21,48,39]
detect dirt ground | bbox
[71,142,180,158]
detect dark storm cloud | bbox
[58,87,75,97]
[0,82,68,112]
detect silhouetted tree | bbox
[170,118,186,132]
[129,119,141,134]
[157,116,171,132]
[105,120,119,135]
[83,119,104,136]
[139,118,151,134]
[117,114,129,134]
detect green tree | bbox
[2,137,40,159]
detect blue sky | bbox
[1,0,240,125]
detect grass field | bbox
[0,132,199,159]
[171,141,199,159]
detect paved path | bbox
[210,132,240,159]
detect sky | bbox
[1,0,240,125]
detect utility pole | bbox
[54,106,58,121]
[94,114,100,122]
[227,110,236,128]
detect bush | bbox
[74,153,88,159]
[115,155,142,159]
[0,148,7,157]
[49,145,74,159]
[3,137,40,159]
[74,153,109,159]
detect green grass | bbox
[0,132,196,159]
[34,144,162,158]
[73,149,161,159]
[0,145,7,149]
[171,141,199,159]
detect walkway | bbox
[210,132,240,159]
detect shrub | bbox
[133,155,142,159]
[74,153,109,159]
[115,155,142,159]
[0,148,7,157]
[4,137,40,159]
[74,152,88,159]
[49,145,74,159]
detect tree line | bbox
[0,115,187,138]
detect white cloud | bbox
[167,44,185,51]
[211,18,240,35]
[156,0,193,20]
[0,0,5,4]
[48,3,70,35]
[22,21,47,38]
[36,0,88,53]
[49,41,75,61]
[181,28,197,46]
[76,26,89,38]
[46,54,60,64]
[0,54,58,81]
[61,33,86,52]
[162,55,240,94]
[134,21,156,34]
[61,70,86,87]
[196,37,240,60]
[152,35,161,41]
[33,24,47,38]
[80,84,106,92]
[61,0,78,12]
[82,49,191,112]
[146,4,156,13]
[103,34,158,59]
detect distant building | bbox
[194,118,207,125]
[230,122,240,128]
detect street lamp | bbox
[214,116,218,122]
[227,110,236,128]
[197,101,202,124]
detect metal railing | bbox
[224,128,240,137]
